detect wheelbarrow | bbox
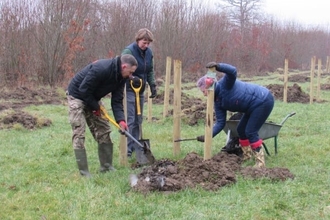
[223,112,296,155]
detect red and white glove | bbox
[118,121,128,134]
[92,109,101,117]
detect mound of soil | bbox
[321,84,330,90]
[288,74,310,83]
[0,110,52,129]
[266,83,310,103]
[0,87,61,129]
[131,152,294,194]
[156,83,310,126]
[0,87,64,110]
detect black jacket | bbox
[67,56,126,122]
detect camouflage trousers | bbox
[67,94,112,150]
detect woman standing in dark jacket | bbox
[121,28,157,160]
[196,62,274,168]
[67,54,137,177]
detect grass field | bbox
[1,72,330,219]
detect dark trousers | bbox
[236,92,274,144]
[126,90,144,155]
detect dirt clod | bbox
[131,152,295,194]
[153,83,313,126]
[1,111,52,129]
[0,87,61,129]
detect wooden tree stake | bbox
[163,56,172,118]
[310,56,315,104]
[317,59,321,102]
[204,67,216,160]
[173,59,182,156]
[283,59,288,103]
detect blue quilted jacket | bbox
[212,63,271,137]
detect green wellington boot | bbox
[74,149,92,177]
[98,143,115,172]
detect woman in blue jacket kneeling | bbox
[196,62,274,168]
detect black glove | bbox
[149,84,157,98]
[118,130,128,136]
[131,76,142,88]
[197,135,205,142]
[206,62,218,69]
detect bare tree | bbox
[100,0,157,56]
[0,0,330,87]
[33,0,92,86]
[154,0,226,74]
[214,0,266,71]
[217,0,264,34]
[0,0,36,86]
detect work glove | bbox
[196,135,205,142]
[131,76,142,88]
[118,121,128,135]
[205,62,218,69]
[92,109,101,117]
[149,84,157,98]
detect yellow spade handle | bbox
[130,79,142,115]
[100,105,120,129]
[100,105,144,148]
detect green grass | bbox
[1,73,330,219]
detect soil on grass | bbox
[0,87,64,129]
[0,82,309,193]
[266,83,310,103]
[131,111,295,194]
[1,74,319,130]
[0,87,63,110]
[130,152,295,194]
[154,82,310,126]
[133,81,309,193]
[0,110,52,129]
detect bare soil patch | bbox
[287,74,310,83]
[0,84,303,193]
[131,152,294,194]
[0,110,52,130]
[266,83,310,103]
[321,84,330,90]
[0,87,64,129]
[134,82,306,194]
[153,83,310,126]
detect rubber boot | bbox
[74,149,92,177]
[239,139,252,161]
[98,142,115,172]
[252,146,265,168]
[241,146,252,161]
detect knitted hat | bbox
[196,76,216,90]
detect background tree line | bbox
[0,0,329,87]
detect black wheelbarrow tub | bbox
[223,120,282,140]
[223,112,296,155]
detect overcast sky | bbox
[205,0,330,27]
[264,0,330,27]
